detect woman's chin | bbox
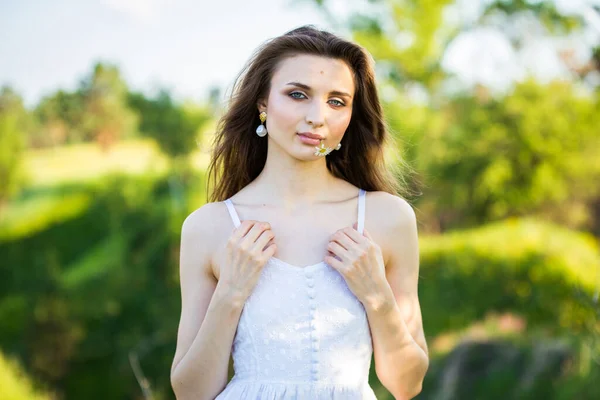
[289,146,322,161]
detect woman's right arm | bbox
[170,204,242,400]
[170,204,275,400]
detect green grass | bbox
[22,138,211,186]
[1,139,211,232]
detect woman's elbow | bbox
[170,369,195,400]
[171,369,222,400]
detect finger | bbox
[362,227,373,240]
[324,254,344,271]
[242,221,271,244]
[327,241,349,261]
[230,220,256,241]
[326,250,343,263]
[331,231,356,251]
[264,241,277,258]
[252,229,274,253]
[342,226,365,244]
[262,237,276,252]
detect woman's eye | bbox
[289,92,306,99]
[288,92,345,107]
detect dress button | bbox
[310,303,317,311]
[305,271,313,279]
[307,280,315,288]
[308,291,315,299]
[312,358,318,364]
[311,336,318,342]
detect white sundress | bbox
[216,188,377,399]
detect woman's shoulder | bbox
[365,190,415,225]
[364,191,417,244]
[363,191,417,267]
[180,201,236,279]
[182,201,231,235]
[180,201,234,254]
[365,190,412,209]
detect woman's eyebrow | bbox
[285,81,353,98]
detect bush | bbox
[0,171,199,399]
[419,217,600,338]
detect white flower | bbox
[314,143,332,156]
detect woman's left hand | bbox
[324,223,391,311]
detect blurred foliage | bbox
[76,62,138,151]
[0,190,91,241]
[410,79,600,231]
[0,87,29,207]
[419,217,600,338]
[20,138,172,187]
[481,0,582,35]
[312,0,585,92]
[419,339,600,400]
[0,171,206,399]
[26,62,209,163]
[34,89,85,147]
[33,63,138,151]
[128,89,210,161]
[350,0,455,91]
[0,351,52,400]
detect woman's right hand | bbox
[217,220,277,304]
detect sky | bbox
[1,0,599,108]
[0,0,333,106]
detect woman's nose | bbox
[305,102,326,127]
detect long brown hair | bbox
[207,25,414,202]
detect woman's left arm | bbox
[325,195,428,400]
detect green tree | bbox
[0,87,28,208]
[416,79,600,230]
[311,0,584,94]
[128,89,210,161]
[34,90,85,147]
[78,62,138,151]
[129,89,211,213]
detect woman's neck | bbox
[247,147,339,207]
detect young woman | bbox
[170,25,429,400]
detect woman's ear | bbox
[257,98,267,113]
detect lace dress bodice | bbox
[216,189,377,399]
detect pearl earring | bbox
[256,111,268,137]
[335,143,342,150]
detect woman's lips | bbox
[297,133,321,146]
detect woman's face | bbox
[259,54,355,160]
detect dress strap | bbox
[226,192,365,232]
[357,189,366,235]
[223,199,241,228]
